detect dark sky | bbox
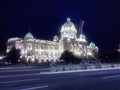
[0,0,120,51]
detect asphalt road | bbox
[1,66,120,90]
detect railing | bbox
[50,63,120,72]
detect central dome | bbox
[60,18,77,39]
[63,18,74,27]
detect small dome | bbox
[79,34,86,39]
[79,34,86,42]
[53,35,59,42]
[24,32,34,39]
[89,42,95,47]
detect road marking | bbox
[0,68,49,72]
[0,78,41,84]
[0,66,33,70]
[0,73,42,78]
[102,75,120,79]
[41,67,120,75]
[20,85,48,90]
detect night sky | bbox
[0,0,120,51]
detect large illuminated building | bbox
[6,18,98,63]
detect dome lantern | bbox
[67,18,71,22]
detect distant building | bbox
[117,44,120,53]
[6,18,98,63]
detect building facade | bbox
[6,18,98,63]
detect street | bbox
[1,66,120,90]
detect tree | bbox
[60,50,81,64]
[100,50,120,63]
[7,47,21,64]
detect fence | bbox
[50,63,120,72]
